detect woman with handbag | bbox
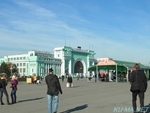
[130,63,148,113]
[10,75,18,104]
[66,74,73,88]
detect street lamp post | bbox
[10,64,13,76]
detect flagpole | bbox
[116,64,118,82]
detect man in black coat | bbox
[45,68,62,113]
[130,63,148,113]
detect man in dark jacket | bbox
[0,77,3,105]
[45,68,62,113]
[130,63,147,113]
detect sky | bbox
[0,0,150,65]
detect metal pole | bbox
[96,65,98,82]
[126,67,129,82]
[116,64,118,83]
[11,69,12,76]
[10,64,12,76]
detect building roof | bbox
[114,60,150,69]
[88,59,150,72]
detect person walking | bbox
[45,68,63,113]
[0,73,11,105]
[67,74,73,87]
[36,75,41,85]
[77,74,80,80]
[61,75,64,82]
[10,75,18,104]
[130,63,148,113]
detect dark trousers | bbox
[132,91,144,112]
[1,88,10,104]
[62,77,64,82]
[0,88,3,104]
[11,88,17,103]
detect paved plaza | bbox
[0,78,150,113]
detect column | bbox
[69,60,72,74]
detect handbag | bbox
[66,82,73,88]
[130,71,140,92]
[66,83,69,87]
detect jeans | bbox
[132,91,144,112]
[0,88,3,104]
[1,88,10,104]
[47,95,59,113]
[11,88,17,103]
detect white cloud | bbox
[0,0,150,65]
[14,1,56,18]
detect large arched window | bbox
[74,61,83,73]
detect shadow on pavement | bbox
[18,97,44,103]
[144,103,150,113]
[72,86,80,88]
[60,104,88,113]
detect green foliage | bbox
[0,62,10,76]
[0,62,18,77]
[12,64,18,74]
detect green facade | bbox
[54,46,96,77]
[0,47,96,77]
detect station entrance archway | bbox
[74,61,83,73]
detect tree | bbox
[12,64,18,74]
[0,62,18,77]
[0,62,10,76]
[7,63,18,75]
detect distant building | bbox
[94,57,150,81]
[54,46,96,77]
[0,46,96,77]
[0,50,61,77]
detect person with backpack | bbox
[45,68,63,113]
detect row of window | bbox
[8,57,61,62]
[42,58,61,62]
[16,63,26,67]
[18,66,61,74]
[8,57,26,61]
[19,68,26,73]
[15,63,61,67]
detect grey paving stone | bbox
[0,78,149,113]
